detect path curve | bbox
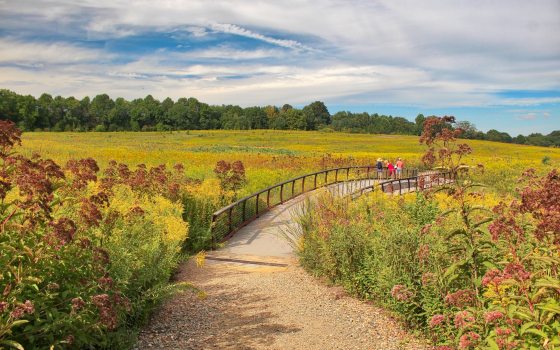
[136,181,430,349]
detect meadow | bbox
[4,126,559,349]
[20,130,560,195]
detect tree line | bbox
[1,89,558,147]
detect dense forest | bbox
[1,89,558,147]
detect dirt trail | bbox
[136,257,429,350]
[136,181,431,349]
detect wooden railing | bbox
[210,166,417,245]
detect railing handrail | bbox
[210,165,418,244]
[348,169,456,199]
[213,165,391,216]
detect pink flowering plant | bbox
[414,117,560,349]
[297,116,559,350]
[0,121,190,349]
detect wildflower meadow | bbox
[1,120,559,349]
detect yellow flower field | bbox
[21,130,560,195]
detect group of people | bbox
[375,157,404,179]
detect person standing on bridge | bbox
[386,160,395,178]
[396,157,404,179]
[376,158,384,179]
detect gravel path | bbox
[135,257,430,350]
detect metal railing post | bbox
[335,169,339,182]
[280,184,284,203]
[242,200,246,222]
[267,189,271,208]
[314,173,318,189]
[228,207,233,232]
[211,215,217,248]
[256,193,260,217]
[292,180,295,197]
[302,176,306,193]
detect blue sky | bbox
[0,0,559,135]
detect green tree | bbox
[78,96,91,130]
[302,101,330,130]
[107,97,130,130]
[244,106,268,129]
[37,93,54,129]
[158,97,175,127]
[0,89,20,123]
[455,120,480,139]
[415,113,426,135]
[17,95,39,131]
[199,104,221,129]
[283,108,306,130]
[486,129,512,143]
[89,94,114,129]
[62,96,81,131]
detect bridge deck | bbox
[208,179,377,263]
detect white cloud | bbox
[0,38,109,65]
[0,0,559,110]
[518,112,538,120]
[209,23,315,52]
[180,46,285,60]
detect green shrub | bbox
[182,194,216,252]
[94,124,106,132]
[297,170,560,349]
[0,121,190,349]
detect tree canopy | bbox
[0,89,557,147]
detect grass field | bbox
[21,130,560,195]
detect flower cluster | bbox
[518,168,560,243]
[91,294,118,330]
[453,310,475,329]
[0,120,21,157]
[429,314,445,328]
[419,116,472,171]
[458,331,480,349]
[10,300,34,320]
[390,284,414,302]
[214,160,247,194]
[102,160,185,201]
[49,217,77,246]
[444,289,476,307]
[484,310,504,324]
[65,158,99,190]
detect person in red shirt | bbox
[386,160,395,178]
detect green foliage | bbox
[298,173,560,349]
[0,122,189,348]
[298,120,559,349]
[297,191,444,324]
[181,194,216,252]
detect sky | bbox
[0,0,559,136]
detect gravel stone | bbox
[135,258,430,350]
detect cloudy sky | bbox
[0,0,559,135]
